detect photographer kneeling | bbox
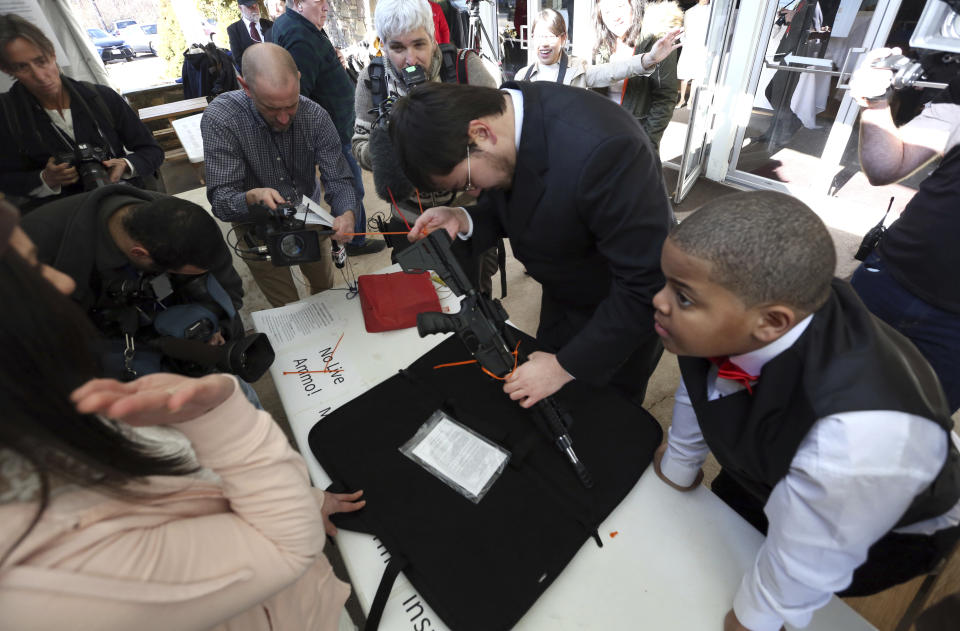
[0,15,164,212]
[21,185,269,405]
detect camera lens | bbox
[279,234,305,258]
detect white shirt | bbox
[242,16,264,42]
[660,315,960,631]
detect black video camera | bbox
[400,64,427,89]
[56,143,111,191]
[103,272,174,305]
[247,200,329,266]
[98,270,276,383]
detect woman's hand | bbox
[321,489,366,535]
[71,373,236,427]
[41,156,79,188]
[645,27,684,68]
[102,158,130,183]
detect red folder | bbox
[357,271,442,333]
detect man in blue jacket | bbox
[270,0,384,255]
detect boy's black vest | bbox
[678,280,960,530]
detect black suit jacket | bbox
[468,81,671,385]
[227,17,273,73]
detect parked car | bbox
[112,18,138,34]
[118,23,158,56]
[87,28,134,63]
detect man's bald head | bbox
[241,43,299,91]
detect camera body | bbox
[97,270,274,382]
[103,272,174,304]
[400,64,427,90]
[56,143,111,191]
[248,201,327,266]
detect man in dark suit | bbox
[394,81,672,406]
[227,0,273,73]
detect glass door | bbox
[672,0,738,203]
[726,0,886,193]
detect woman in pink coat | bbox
[0,198,365,630]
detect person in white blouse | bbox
[0,14,163,212]
[650,190,960,631]
[514,8,681,89]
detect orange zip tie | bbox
[387,187,412,231]
[282,332,345,375]
[340,231,411,236]
[433,340,522,381]
[325,332,344,371]
[415,189,424,214]
[432,358,482,369]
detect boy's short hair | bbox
[669,191,835,313]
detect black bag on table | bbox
[308,329,662,631]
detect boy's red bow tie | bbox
[709,357,760,394]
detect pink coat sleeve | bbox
[0,379,348,631]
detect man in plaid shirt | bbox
[202,43,360,307]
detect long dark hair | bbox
[0,247,197,565]
[593,0,647,58]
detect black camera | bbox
[247,201,330,266]
[56,143,111,191]
[103,273,174,304]
[400,64,428,89]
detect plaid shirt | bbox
[201,90,359,222]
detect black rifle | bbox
[397,231,593,488]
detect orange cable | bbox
[415,189,424,214]
[325,332,344,371]
[433,340,522,381]
[387,187,412,231]
[433,358,480,369]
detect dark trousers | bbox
[536,293,664,405]
[340,142,367,246]
[851,252,960,413]
[711,469,960,597]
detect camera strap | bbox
[61,79,120,158]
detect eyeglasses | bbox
[532,33,561,43]
[463,145,475,193]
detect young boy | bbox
[651,191,960,631]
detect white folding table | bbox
[251,268,876,631]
